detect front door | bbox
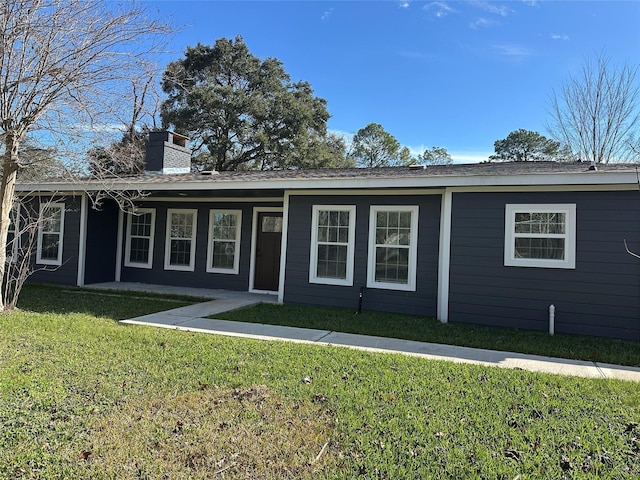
[253,212,282,291]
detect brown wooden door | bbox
[253,212,282,291]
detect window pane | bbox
[262,216,282,232]
[40,233,60,260]
[317,244,347,279]
[375,246,409,284]
[515,237,565,260]
[170,239,191,265]
[212,241,235,269]
[129,238,150,263]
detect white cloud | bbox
[399,2,410,9]
[424,2,456,18]
[321,8,333,21]
[492,43,533,59]
[469,1,513,17]
[470,17,497,29]
[450,151,491,164]
[550,33,569,41]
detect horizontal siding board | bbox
[448,190,640,340]
[283,194,441,317]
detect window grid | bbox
[125,209,155,268]
[207,210,242,274]
[36,203,64,266]
[367,206,418,291]
[165,209,197,271]
[309,206,355,286]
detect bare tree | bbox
[0,0,173,310]
[548,53,640,164]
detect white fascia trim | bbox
[278,194,290,304]
[15,171,640,193]
[437,189,452,323]
[77,194,88,286]
[142,197,284,203]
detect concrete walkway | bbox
[90,283,640,383]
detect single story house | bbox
[14,131,640,340]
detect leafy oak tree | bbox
[161,36,334,171]
[489,129,561,162]
[0,0,171,310]
[548,53,640,163]
[350,123,405,168]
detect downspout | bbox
[437,188,452,323]
[549,304,555,335]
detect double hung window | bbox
[36,203,65,266]
[207,210,241,274]
[309,206,356,286]
[125,209,156,268]
[165,209,197,271]
[367,206,418,291]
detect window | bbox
[164,209,197,271]
[207,209,242,274]
[367,206,419,291]
[36,203,65,266]
[125,208,156,269]
[309,205,356,286]
[504,204,576,269]
[6,203,21,263]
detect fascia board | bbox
[14,170,639,193]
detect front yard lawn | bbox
[216,303,640,367]
[0,285,638,478]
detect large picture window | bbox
[504,204,576,269]
[367,206,418,291]
[207,209,242,274]
[125,208,156,269]
[309,205,356,286]
[36,203,65,266]
[164,209,197,271]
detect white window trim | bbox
[164,208,198,272]
[36,202,65,266]
[504,203,576,269]
[309,205,356,286]
[124,208,156,269]
[367,205,419,292]
[207,209,242,274]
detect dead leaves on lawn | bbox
[83,385,338,479]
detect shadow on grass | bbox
[16,284,197,321]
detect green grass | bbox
[215,303,640,367]
[0,285,639,478]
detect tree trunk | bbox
[0,136,21,311]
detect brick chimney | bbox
[144,131,191,174]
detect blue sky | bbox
[148,1,640,163]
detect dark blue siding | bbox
[448,191,640,340]
[283,194,441,317]
[120,201,281,291]
[85,200,118,284]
